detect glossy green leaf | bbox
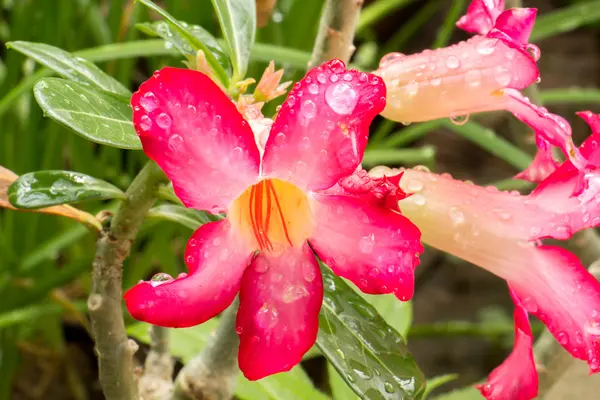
[136,21,231,73]
[210,0,256,81]
[360,293,412,338]
[8,170,124,209]
[316,264,426,400]
[329,362,360,400]
[423,375,458,399]
[531,0,600,42]
[128,322,330,400]
[137,0,230,87]
[7,41,130,97]
[34,78,141,149]
[147,204,222,230]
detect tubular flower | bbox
[374,1,586,183]
[369,112,600,400]
[125,60,423,380]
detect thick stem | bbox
[88,161,165,400]
[173,298,241,400]
[140,326,175,400]
[308,0,364,68]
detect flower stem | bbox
[140,325,175,400]
[172,298,241,400]
[308,0,364,68]
[88,160,165,400]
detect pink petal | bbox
[261,59,386,191]
[236,243,322,380]
[124,219,252,327]
[491,8,537,45]
[509,246,600,372]
[398,170,600,371]
[514,141,559,183]
[501,88,586,172]
[308,193,423,301]
[322,167,408,212]
[376,35,538,124]
[578,110,600,133]
[131,67,260,212]
[457,0,505,35]
[476,288,538,400]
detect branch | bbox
[308,0,364,68]
[172,298,240,400]
[88,160,165,400]
[140,326,175,400]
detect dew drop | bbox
[151,272,173,282]
[335,348,345,359]
[346,374,356,383]
[302,262,316,282]
[464,69,481,87]
[384,382,396,393]
[411,194,426,206]
[450,113,469,125]
[445,55,460,69]
[557,332,569,345]
[405,80,419,96]
[379,52,404,68]
[359,234,375,254]
[325,82,359,115]
[494,66,512,87]
[254,258,270,273]
[282,286,310,303]
[429,77,442,87]
[406,179,423,192]
[308,83,319,95]
[140,92,158,112]
[476,38,497,55]
[449,207,465,225]
[526,44,541,61]
[256,305,279,329]
[156,112,172,129]
[301,99,317,118]
[317,73,327,84]
[139,115,152,131]
[585,319,600,336]
[168,134,184,150]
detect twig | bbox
[140,326,175,400]
[88,160,165,400]
[172,298,241,400]
[308,0,364,68]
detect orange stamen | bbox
[267,180,293,247]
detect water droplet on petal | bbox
[526,44,541,61]
[411,194,426,206]
[495,66,512,87]
[139,115,152,131]
[449,207,465,225]
[405,80,419,96]
[308,83,319,95]
[446,55,460,69]
[465,69,481,87]
[168,134,183,150]
[256,304,279,329]
[302,262,316,282]
[282,286,310,303]
[379,52,404,68]
[254,258,270,273]
[476,38,497,55]
[406,179,423,192]
[384,382,396,393]
[301,99,317,118]
[359,234,375,254]
[149,272,173,286]
[557,332,569,345]
[156,112,172,129]
[325,82,359,115]
[140,92,158,112]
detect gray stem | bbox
[88,160,165,400]
[140,325,175,400]
[308,0,364,68]
[172,298,241,400]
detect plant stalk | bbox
[308,0,364,68]
[172,299,241,400]
[88,160,165,400]
[140,325,175,400]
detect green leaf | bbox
[7,41,131,97]
[316,264,426,400]
[210,0,256,81]
[531,0,600,42]
[360,293,412,338]
[147,204,222,230]
[33,78,141,149]
[137,0,230,87]
[423,375,458,399]
[128,322,330,400]
[328,362,360,400]
[539,88,600,105]
[8,170,124,209]
[136,21,231,73]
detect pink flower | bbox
[370,112,600,400]
[374,1,586,183]
[124,60,423,380]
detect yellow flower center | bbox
[229,179,313,254]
